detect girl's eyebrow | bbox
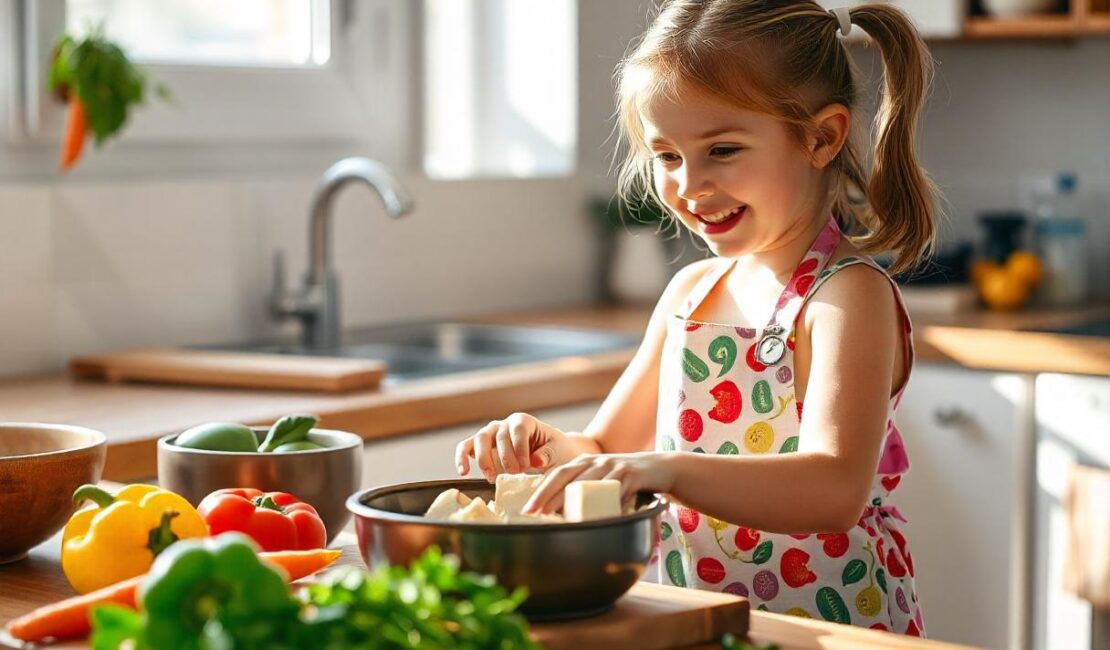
[648,126,750,146]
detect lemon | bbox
[1006,250,1044,287]
[970,259,1000,287]
[978,267,1029,311]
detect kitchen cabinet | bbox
[892,363,1035,650]
[361,402,602,488]
[964,0,1110,38]
[816,1,965,39]
[1032,374,1110,650]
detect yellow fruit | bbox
[785,607,813,618]
[743,421,774,454]
[1006,250,1044,287]
[970,259,1000,287]
[856,586,882,617]
[978,268,1029,311]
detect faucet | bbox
[270,157,414,349]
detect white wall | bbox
[2,3,1109,377]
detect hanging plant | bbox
[48,29,170,171]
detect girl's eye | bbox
[710,146,741,157]
[653,152,680,164]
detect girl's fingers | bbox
[472,423,499,482]
[454,438,475,475]
[495,424,521,474]
[603,463,639,503]
[524,457,613,515]
[505,416,534,471]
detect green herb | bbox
[299,546,538,649]
[49,28,168,145]
[258,414,319,452]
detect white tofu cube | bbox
[424,488,472,520]
[563,480,622,522]
[494,473,544,516]
[448,497,502,523]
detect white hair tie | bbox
[829,7,853,37]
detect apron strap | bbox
[764,214,843,330]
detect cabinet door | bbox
[893,364,1033,650]
[360,402,601,489]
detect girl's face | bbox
[640,87,827,259]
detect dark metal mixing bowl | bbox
[346,478,667,620]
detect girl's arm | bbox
[527,265,901,534]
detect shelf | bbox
[963,14,1081,39]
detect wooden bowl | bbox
[0,423,107,564]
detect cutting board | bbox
[69,348,386,393]
[1,540,747,650]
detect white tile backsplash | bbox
[0,185,51,289]
[0,288,55,376]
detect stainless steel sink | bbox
[203,322,640,383]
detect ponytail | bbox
[845,5,938,274]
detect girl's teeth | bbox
[702,206,743,223]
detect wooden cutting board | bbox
[1,538,747,650]
[69,348,386,393]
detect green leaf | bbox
[661,521,673,541]
[662,436,676,451]
[779,436,799,453]
[876,568,887,594]
[842,559,867,586]
[815,587,851,624]
[692,446,706,453]
[682,348,710,383]
[258,413,318,452]
[89,604,145,650]
[665,550,686,587]
[708,336,738,376]
[717,441,740,455]
[751,540,773,565]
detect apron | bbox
[653,216,926,636]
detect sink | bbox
[202,322,640,383]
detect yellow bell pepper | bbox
[61,483,209,594]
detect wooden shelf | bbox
[963,14,1080,39]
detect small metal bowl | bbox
[158,427,362,542]
[347,478,667,620]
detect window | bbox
[423,0,577,179]
[14,0,411,149]
[66,0,332,67]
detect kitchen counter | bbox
[3,302,1110,482]
[0,527,983,650]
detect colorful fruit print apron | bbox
[653,216,925,636]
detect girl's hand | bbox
[455,413,569,481]
[522,452,676,515]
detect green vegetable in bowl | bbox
[273,441,325,453]
[258,414,318,452]
[174,422,258,452]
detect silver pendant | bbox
[755,324,786,366]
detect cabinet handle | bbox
[933,407,971,427]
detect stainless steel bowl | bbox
[158,427,362,542]
[347,478,667,620]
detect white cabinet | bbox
[815,1,965,39]
[892,363,1034,650]
[1033,374,1110,650]
[360,402,602,488]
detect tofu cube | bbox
[424,488,472,520]
[563,480,622,522]
[494,473,544,516]
[448,497,502,523]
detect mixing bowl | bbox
[347,478,667,620]
[0,423,107,563]
[158,426,362,542]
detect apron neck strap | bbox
[765,214,842,330]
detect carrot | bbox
[59,95,87,171]
[5,548,342,642]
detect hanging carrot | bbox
[58,95,87,171]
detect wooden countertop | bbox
[3,302,1109,482]
[0,526,983,650]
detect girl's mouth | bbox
[695,205,746,234]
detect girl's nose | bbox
[676,164,713,201]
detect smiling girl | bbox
[456,1,937,634]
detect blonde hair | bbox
[614,0,938,274]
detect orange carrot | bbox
[59,95,87,171]
[5,548,342,642]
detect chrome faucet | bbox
[270,157,414,349]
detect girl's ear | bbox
[808,103,851,169]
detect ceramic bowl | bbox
[157,427,363,542]
[0,423,107,563]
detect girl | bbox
[455,0,936,636]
